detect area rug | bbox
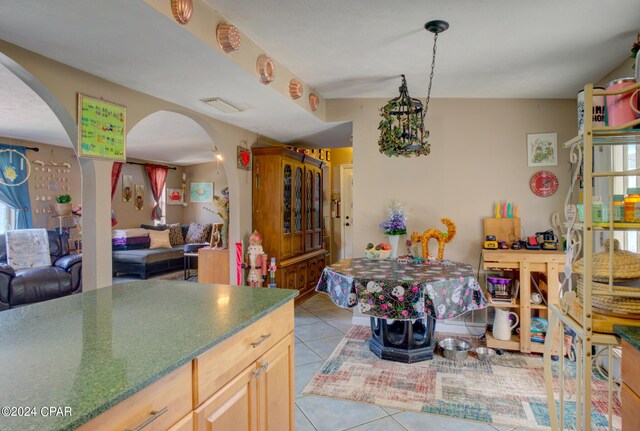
[155,271,198,282]
[302,325,621,431]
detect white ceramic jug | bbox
[493,308,519,341]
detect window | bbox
[612,145,637,251]
[0,202,16,233]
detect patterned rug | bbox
[155,271,198,282]
[302,325,621,430]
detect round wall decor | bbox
[171,0,193,25]
[216,24,241,53]
[256,55,275,85]
[289,79,303,100]
[309,93,320,112]
[530,171,558,197]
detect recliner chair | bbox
[0,230,82,311]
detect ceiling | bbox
[0,0,638,163]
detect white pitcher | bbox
[493,308,519,341]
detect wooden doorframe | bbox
[339,164,353,260]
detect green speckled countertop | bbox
[614,325,640,351]
[0,281,297,431]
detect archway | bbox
[114,110,234,282]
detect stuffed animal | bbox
[421,218,457,261]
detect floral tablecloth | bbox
[315,258,487,320]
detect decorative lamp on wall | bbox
[289,79,303,100]
[256,55,275,85]
[378,20,448,157]
[170,0,193,25]
[216,24,241,53]
[309,93,320,112]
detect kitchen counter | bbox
[0,281,298,431]
[615,325,640,351]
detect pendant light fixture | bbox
[378,20,448,157]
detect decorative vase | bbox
[54,203,72,216]
[387,234,401,258]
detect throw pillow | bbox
[149,229,172,249]
[185,223,212,244]
[5,229,52,270]
[168,223,185,247]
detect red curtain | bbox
[111,162,123,226]
[145,163,169,221]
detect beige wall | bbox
[0,139,82,229]
[183,161,229,225]
[328,147,352,263]
[327,98,576,265]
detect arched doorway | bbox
[112,110,230,282]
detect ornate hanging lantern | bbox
[378,20,449,157]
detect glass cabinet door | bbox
[306,170,313,230]
[283,164,292,234]
[314,172,321,229]
[294,167,303,233]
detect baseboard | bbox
[351,316,486,337]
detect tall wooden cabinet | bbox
[252,147,326,303]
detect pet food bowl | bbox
[474,346,496,362]
[438,338,472,361]
[363,249,391,260]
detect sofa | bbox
[0,230,82,311]
[112,223,212,279]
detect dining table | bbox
[315,257,487,362]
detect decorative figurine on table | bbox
[268,257,277,288]
[407,231,423,257]
[421,218,457,261]
[244,230,268,287]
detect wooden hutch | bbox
[252,147,326,303]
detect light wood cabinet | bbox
[198,248,230,284]
[195,364,258,431]
[622,339,640,430]
[482,249,564,354]
[253,147,327,303]
[77,301,294,431]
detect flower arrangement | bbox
[379,201,407,235]
[631,33,640,69]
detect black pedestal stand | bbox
[368,316,436,363]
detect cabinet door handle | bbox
[251,333,271,348]
[125,407,168,431]
[254,368,262,378]
[262,362,269,371]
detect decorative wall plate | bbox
[216,24,241,53]
[171,0,193,25]
[309,93,320,112]
[289,79,303,99]
[256,55,275,85]
[530,171,558,197]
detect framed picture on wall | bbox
[167,188,184,205]
[190,182,213,203]
[134,184,144,211]
[527,133,557,167]
[122,175,133,202]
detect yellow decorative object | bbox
[421,218,456,261]
[3,166,17,182]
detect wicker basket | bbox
[573,239,640,317]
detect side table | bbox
[183,252,198,280]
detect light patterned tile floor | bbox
[294,293,525,431]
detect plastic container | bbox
[613,194,625,222]
[592,196,606,222]
[605,78,637,127]
[624,188,640,222]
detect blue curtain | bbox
[0,144,33,229]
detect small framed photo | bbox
[527,133,557,167]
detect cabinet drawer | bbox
[622,340,640,397]
[77,362,192,431]
[168,413,194,431]
[622,383,640,431]
[195,301,294,405]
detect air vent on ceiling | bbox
[200,97,250,113]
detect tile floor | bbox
[295,293,529,431]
